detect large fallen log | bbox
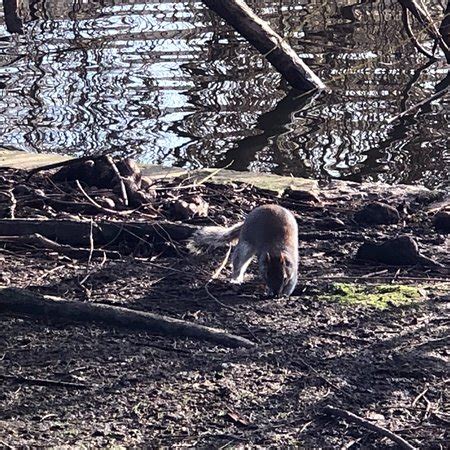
[0,218,200,247]
[0,288,256,348]
[0,218,369,252]
[202,0,325,91]
[0,233,121,260]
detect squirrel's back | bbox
[240,204,298,254]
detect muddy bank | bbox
[0,158,449,447]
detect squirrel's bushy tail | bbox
[188,223,242,253]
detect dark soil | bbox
[0,165,449,448]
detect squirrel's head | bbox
[260,252,297,297]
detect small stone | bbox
[354,202,400,225]
[317,217,346,230]
[13,184,31,195]
[433,210,450,234]
[170,196,209,220]
[98,197,116,209]
[116,158,141,179]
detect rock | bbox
[316,217,346,230]
[354,202,400,225]
[355,235,441,267]
[116,158,143,194]
[433,211,450,234]
[284,189,321,203]
[52,159,97,184]
[170,195,209,220]
[116,158,141,179]
[13,184,31,196]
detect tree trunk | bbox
[3,0,24,34]
[202,0,325,91]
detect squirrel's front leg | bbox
[230,241,254,284]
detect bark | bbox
[0,287,256,348]
[202,0,325,91]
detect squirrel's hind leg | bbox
[231,241,255,284]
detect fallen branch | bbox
[201,0,325,91]
[0,218,200,247]
[324,405,417,450]
[104,155,129,206]
[401,5,437,59]
[0,287,256,348]
[398,0,450,61]
[387,86,449,124]
[440,1,450,59]
[0,373,90,389]
[75,180,136,216]
[0,233,120,260]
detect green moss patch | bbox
[322,283,425,309]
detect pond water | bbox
[0,0,448,189]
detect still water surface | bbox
[0,0,448,188]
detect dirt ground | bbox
[0,165,449,447]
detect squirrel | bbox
[190,204,298,297]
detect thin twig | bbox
[79,219,101,287]
[0,234,119,260]
[411,335,449,350]
[205,283,237,312]
[75,180,136,216]
[153,162,234,191]
[87,219,94,268]
[303,360,352,396]
[25,264,65,289]
[0,374,91,389]
[211,244,232,280]
[204,245,237,312]
[105,155,129,206]
[324,405,417,450]
[412,387,429,407]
